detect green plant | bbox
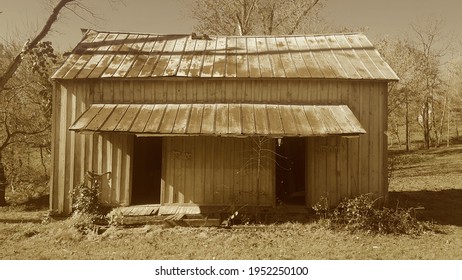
[313,194,434,235]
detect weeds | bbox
[313,194,435,235]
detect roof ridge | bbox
[82,28,365,38]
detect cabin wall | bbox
[51,79,387,213]
[162,136,275,206]
[51,82,133,214]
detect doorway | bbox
[131,137,162,205]
[276,137,306,205]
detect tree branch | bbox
[0,0,76,92]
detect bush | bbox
[69,181,104,232]
[70,182,100,215]
[313,194,433,235]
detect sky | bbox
[0,0,461,52]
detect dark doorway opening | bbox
[276,138,306,205]
[132,137,162,205]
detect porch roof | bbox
[69,103,366,137]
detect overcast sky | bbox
[1,0,461,51]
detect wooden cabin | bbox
[50,29,398,215]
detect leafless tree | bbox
[410,19,450,148]
[191,0,327,35]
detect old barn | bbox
[50,29,398,215]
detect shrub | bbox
[69,181,104,232]
[70,182,100,215]
[313,194,433,235]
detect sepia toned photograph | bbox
[0,0,461,265]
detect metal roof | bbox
[69,103,365,137]
[52,29,399,81]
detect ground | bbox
[0,145,462,260]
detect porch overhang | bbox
[69,103,366,137]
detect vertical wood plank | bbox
[204,137,215,203]
[359,82,370,196]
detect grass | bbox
[1,145,462,259]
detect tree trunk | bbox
[0,154,7,206]
[405,91,410,151]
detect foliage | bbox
[68,181,105,232]
[313,194,434,235]
[70,182,100,216]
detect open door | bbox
[276,137,306,205]
[131,137,162,205]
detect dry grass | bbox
[1,145,462,260]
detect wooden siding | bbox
[162,136,275,206]
[51,82,133,214]
[51,79,387,213]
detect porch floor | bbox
[113,203,315,226]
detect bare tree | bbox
[0,42,53,205]
[378,38,427,151]
[191,0,326,35]
[410,19,449,148]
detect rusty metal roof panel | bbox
[52,29,399,81]
[70,103,366,137]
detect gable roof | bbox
[52,29,399,81]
